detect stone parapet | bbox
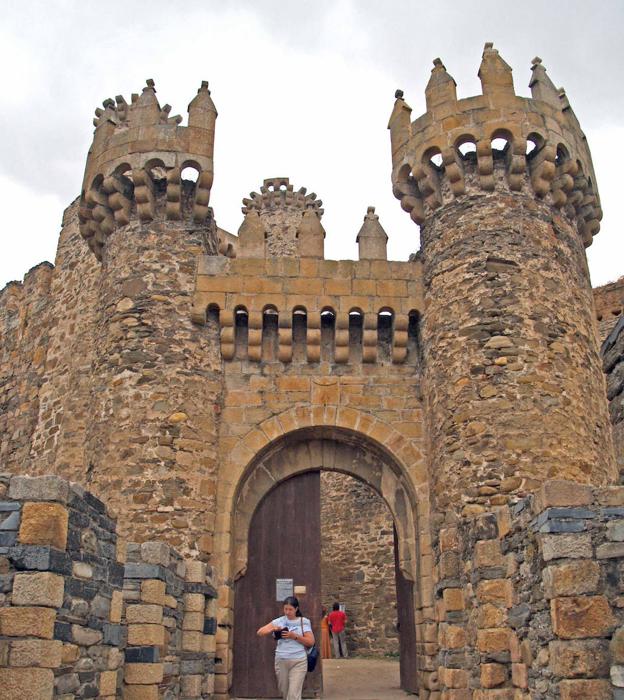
[192,254,423,364]
[432,478,624,699]
[0,475,216,700]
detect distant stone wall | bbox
[320,471,398,657]
[604,317,624,480]
[0,474,216,700]
[594,276,624,343]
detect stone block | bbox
[127,623,165,646]
[0,667,54,699]
[551,596,615,639]
[597,542,624,558]
[126,604,163,625]
[612,627,624,663]
[0,606,55,638]
[99,670,118,696]
[607,520,624,541]
[184,592,205,612]
[71,624,103,646]
[183,630,203,652]
[140,579,166,605]
[443,588,465,611]
[9,475,70,503]
[477,629,509,653]
[439,528,459,552]
[549,639,611,678]
[72,561,93,579]
[110,590,123,623]
[9,639,62,668]
[61,643,80,663]
[12,572,64,607]
[18,502,68,550]
[480,663,506,688]
[122,685,159,700]
[474,540,504,569]
[476,579,513,608]
[612,665,624,688]
[124,662,164,684]
[183,611,204,631]
[181,674,203,696]
[534,480,593,512]
[511,663,527,689]
[140,541,170,566]
[559,679,612,699]
[124,646,160,663]
[543,560,600,598]
[539,533,592,561]
[476,603,506,629]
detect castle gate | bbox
[226,428,423,697]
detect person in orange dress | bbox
[320,607,332,659]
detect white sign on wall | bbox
[276,578,294,601]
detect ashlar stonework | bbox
[1,43,624,699]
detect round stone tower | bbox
[389,44,616,512]
[78,80,222,554]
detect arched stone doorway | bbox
[218,424,431,698]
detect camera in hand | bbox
[272,627,286,640]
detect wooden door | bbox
[233,471,322,698]
[394,526,419,694]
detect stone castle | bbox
[1,42,624,699]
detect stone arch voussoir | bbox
[217,405,427,585]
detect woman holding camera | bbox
[257,596,315,700]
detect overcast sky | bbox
[1,1,623,289]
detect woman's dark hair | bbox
[283,596,302,617]
[332,602,340,611]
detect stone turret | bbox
[239,178,324,258]
[356,206,388,260]
[390,44,616,511]
[79,79,217,260]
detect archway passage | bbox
[231,431,420,697]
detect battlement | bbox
[389,43,601,245]
[238,177,326,259]
[79,80,217,260]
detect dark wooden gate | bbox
[232,471,322,698]
[394,526,419,694]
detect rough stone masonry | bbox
[1,43,624,699]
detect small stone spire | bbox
[297,207,325,258]
[425,58,457,112]
[388,89,413,162]
[133,79,161,126]
[237,209,265,258]
[356,206,388,261]
[188,80,218,129]
[529,57,560,108]
[478,42,515,100]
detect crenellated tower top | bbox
[238,178,325,259]
[389,43,602,246]
[79,80,217,260]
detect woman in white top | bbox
[257,596,315,700]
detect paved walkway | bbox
[231,657,414,699]
[321,658,413,699]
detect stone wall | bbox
[0,474,216,700]
[594,276,624,343]
[433,478,624,699]
[320,471,398,657]
[604,317,624,480]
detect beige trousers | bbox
[274,656,307,700]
